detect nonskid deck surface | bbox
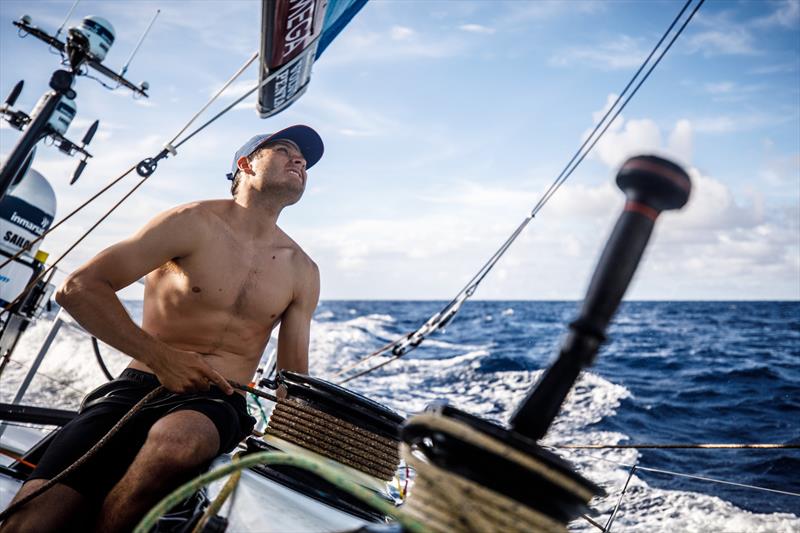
[207,456,371,533]
[0,425,47,509]
[0,425,381,531]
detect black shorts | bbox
[28,369,256,499]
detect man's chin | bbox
[269,183,304,206]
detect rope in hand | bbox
[0,380,277,523]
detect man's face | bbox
[241,139,308,204]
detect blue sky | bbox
[1,0,798,300]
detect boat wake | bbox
[1,301,797,532]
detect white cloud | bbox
[120,2,257,57]
[748,62,799,75]
[209,78,258,101]
[752,0,800,29]
[586,99,691,175]
[458,24,496,35]
[699,81,766,103]
[758,153,800,187]
[321,25,466,65]
[685,29,758,56]
[691,112,795,133]
[703,81,736,94]
[501,0,605,24]
[684,1,799,58]
[668,119,693,165]
[390,26,414,41]
[574,101,798,299]
[549,35,646,70]
[298,93,396,138]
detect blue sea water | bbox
[310,300,799,528]
[2,300,798,530]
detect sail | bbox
[257,0,368,118]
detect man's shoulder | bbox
[276,228,318,276]
[157,200,233,225]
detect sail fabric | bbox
[256,0,368,118]
[316,0,368,59]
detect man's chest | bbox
[153,244,296,323]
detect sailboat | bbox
[1,2,800,531]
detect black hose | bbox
[90,336,114,381]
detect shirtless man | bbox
[0,125,324,532]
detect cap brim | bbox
[257,125,324,169]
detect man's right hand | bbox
[148,349,234,395]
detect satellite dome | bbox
[75,15,116,61]
[0,167,57,257]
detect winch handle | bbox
[510,155,691,441]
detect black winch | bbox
[261,371,404,481]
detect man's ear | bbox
[237,155,253,174]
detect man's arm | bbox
[276,258,320,374]
[56,204,233,394]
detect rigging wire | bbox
[0,45,317,321]
[335,0,705,384]
[0,49,276,320]
[54,0,81,41]
[605,464,637,532]
[556,443,799,450]
[164,51,258,151]
[0,169,151,320]
[0,165,137,280]
[551,447,800,498]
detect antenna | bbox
[54,0,81,40]
[120,9,160,79]
[4,81,24,108]
[69,119,99,184]
[1,11,153,199]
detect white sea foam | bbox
[315,310,335,320]
[1,310,797,532]
[569,480,800,532]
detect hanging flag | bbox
[257,0,368,118]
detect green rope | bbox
[250,392,270,427]
[133,451,430,533]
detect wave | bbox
[1,301,798,530]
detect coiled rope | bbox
[334,0,706,384]
[401,413,596,533]
[266,397,400,481]
[401,443,565,533]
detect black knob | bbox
[617,155,691,213]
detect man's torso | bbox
[130,200,311,384]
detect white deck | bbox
[0,425,380,531]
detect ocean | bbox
[1,300,798,532]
